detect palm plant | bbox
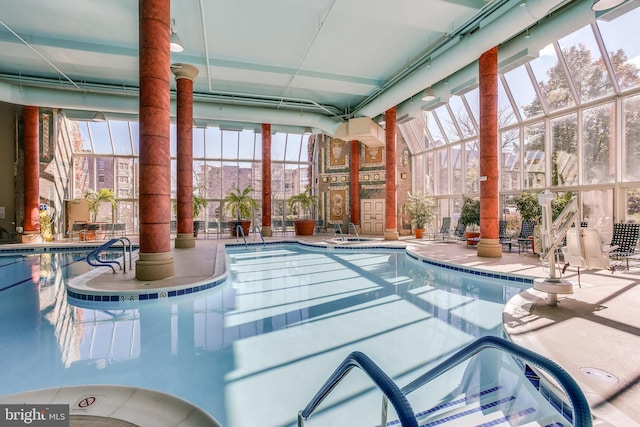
[287,187,318,220]
[405,192,435,229]
[84,188,116,222]
[224,184,258,220]
[459,197,480,230]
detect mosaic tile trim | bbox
[406,251,534,285]
[0,245,139,255]
[67,275,227,304]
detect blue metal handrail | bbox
[86,237,133,273]
[116,237,132,272]
[333,223,344,241]
[236,224,247,247]
[398,335,592,427]
[86,239,122,273]
[298,336,592,427]
[252,226,265,245]
[348,222,359,239]
[297,351,418,427]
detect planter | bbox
[194,220,205,238]
[294,219,316,236]
[229,220,251,237]
[465,231,480,246]
[414,228,426,239]
[81,222,107,241]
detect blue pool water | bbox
[0,244,567,426]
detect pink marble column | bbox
[384,107,399,240]
[22,106,40,242]
[262,124,273,237]
[136,0,175,280]
[350,140,360,230]
[172,64,199,249]
[477,46,501,257]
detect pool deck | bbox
[3,233,640,426]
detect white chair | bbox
[581,228,611,271]
[561,228,611,286]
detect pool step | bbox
[384,385,565,427]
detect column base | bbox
[384,229,399,240]
[135,251,175,281]
[262,226,272,237]
[477,238,502,258]
[21,232,42,244]
[175,233,196,249]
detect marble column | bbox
[172,63,199,249]
[261,124,272,237]
[384,107,399,240]
[136,0,175,280]
[22,106,41,243]
[350,140,360,231]
[477,46,502,258]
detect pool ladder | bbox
[297,336,592,427]
[333,222,359,241]
[86,237,133,273]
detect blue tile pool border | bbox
[405,250,534,285]
[66,274,227,306]
[0,244,139,255]
[25,239,533,306]
[226,240,534,285]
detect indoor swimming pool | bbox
[0,244,572,426]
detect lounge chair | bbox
[431,217,452,240]
[516,221,536,254]
[562,228,612,286]
[607,223,640,269]
[499,220,513,252]
[447,222,466,242]
[67,222,86,240]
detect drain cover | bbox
[580,367,619,384]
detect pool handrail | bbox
[297,350,418,427]
[348,222,359,239]
[298,336,592,427]
[116,237,133,272]
[398,335,592,427]
[85,237,133,273]
[252,225,265,245]
[236,224,247,247]
[333,223,345,241]
[86,239,122,273]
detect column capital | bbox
[171,63,199,80]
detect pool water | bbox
[0,245,566,426]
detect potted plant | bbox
[171,194,209,237]
[224,184,258,237]
[514,191,541,224]
[404,192,435,239]
[460,197,480,245]
[514,191,542,251]
[287,187,319,236]
[83,188,116,240]
[85,188,116,222]
[192,194,208,237]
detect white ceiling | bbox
[0,0,577,133]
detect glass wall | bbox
[406,5,640,235]
[65,120,312,234]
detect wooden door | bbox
[361,199,385,234]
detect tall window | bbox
[551,113,577,186]
[583,103,614,184]
[68,119,312,233]
[523,122,545,189]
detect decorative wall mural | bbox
[329,189,346,221]
[329,139,346,167]
[362,145,384,167]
